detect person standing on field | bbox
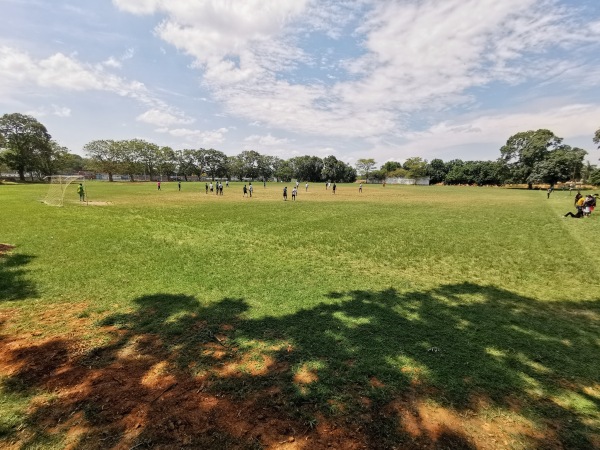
[332,183,336,194]
[249,183,253,197]
[226,180,229,188]
[157,180,161,190]
[305,183,309,192]
[359,183,362,193]
[283,186,288,201]
[292,187,297,201]
[243,184,248,197]
[77,183,85,202]
[205,183,208,194]
[178,180,181,191]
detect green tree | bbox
[257,154,276,181]
[237,150,262,180]
[84,139,121,182]
[36,140,71,178]
[272,157,293,182]
[527,146,587,186]
[204,149,228,180]
[355,158,376,182]
[118,140,142,181]
[380,161,402,174]
[403,157,428,178]
[500,129,562,188]
[157,146,176,179]
[133,139,160,181]
[427,159,448,184]
[0,113,52,181]
[589,168,600,186]
[594,127,600,149]
[289,155,324,182]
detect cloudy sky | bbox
[1,0,599,165]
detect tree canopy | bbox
[0,113,52,180]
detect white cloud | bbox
[103,56,121,68]
[155,126,229,145]
[0,46,194,132]
[244,133,289,146]
[52,105,71,117]
[113,0,600,143]
[137,108,194,126]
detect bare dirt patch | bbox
[81,201,112,206]
[0,243,16,256]
[0,308,581,450]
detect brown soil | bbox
[0,243,16,256]
[0,309,567,450]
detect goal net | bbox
[43,175,85,206]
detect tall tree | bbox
[322,155,356,182]
[289,155,323,182]
[204,149,228,180]
[594,127,600,149]
[427,159,448,184]
[118,140,141,181]
[84,139,121,182]
[527,146,587,186]
[380,161,402,174]
[237,150,262,180]
[500,129,562,188]
[355,158,376,183]
[36,140,71,178]
[0,113,52,181]
[403,157,428,178]
[257,154,275,181]
[132,139,160,181]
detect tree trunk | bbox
[18,168,25,181]
[108,172,114,182]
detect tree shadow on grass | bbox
[1,285,599,449]
[0,249,37,302]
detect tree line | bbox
[1,113,599,186]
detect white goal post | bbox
[43,175,86,206]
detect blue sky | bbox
[1,0,599,166]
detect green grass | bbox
[1,181,599,448]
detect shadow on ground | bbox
[0,246,37,301]
[1,284,599,449]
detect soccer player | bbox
[157,181,161,190]
[332,183,336,194]
[243,185,248,197]
[359,183,362,193]
[77,183,85,202]
[283,186,288,201]
[292,187,297,201]
[249,183,253,197]
[305,183,309,192]
[178,181,181,191]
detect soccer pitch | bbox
[1,181,599,449]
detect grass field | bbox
[1,181,599,449]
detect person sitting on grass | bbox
[583,195,596,217]
[564,195,586,218]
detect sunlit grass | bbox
[1,181,599,448]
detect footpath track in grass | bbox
[1,182,599,449]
